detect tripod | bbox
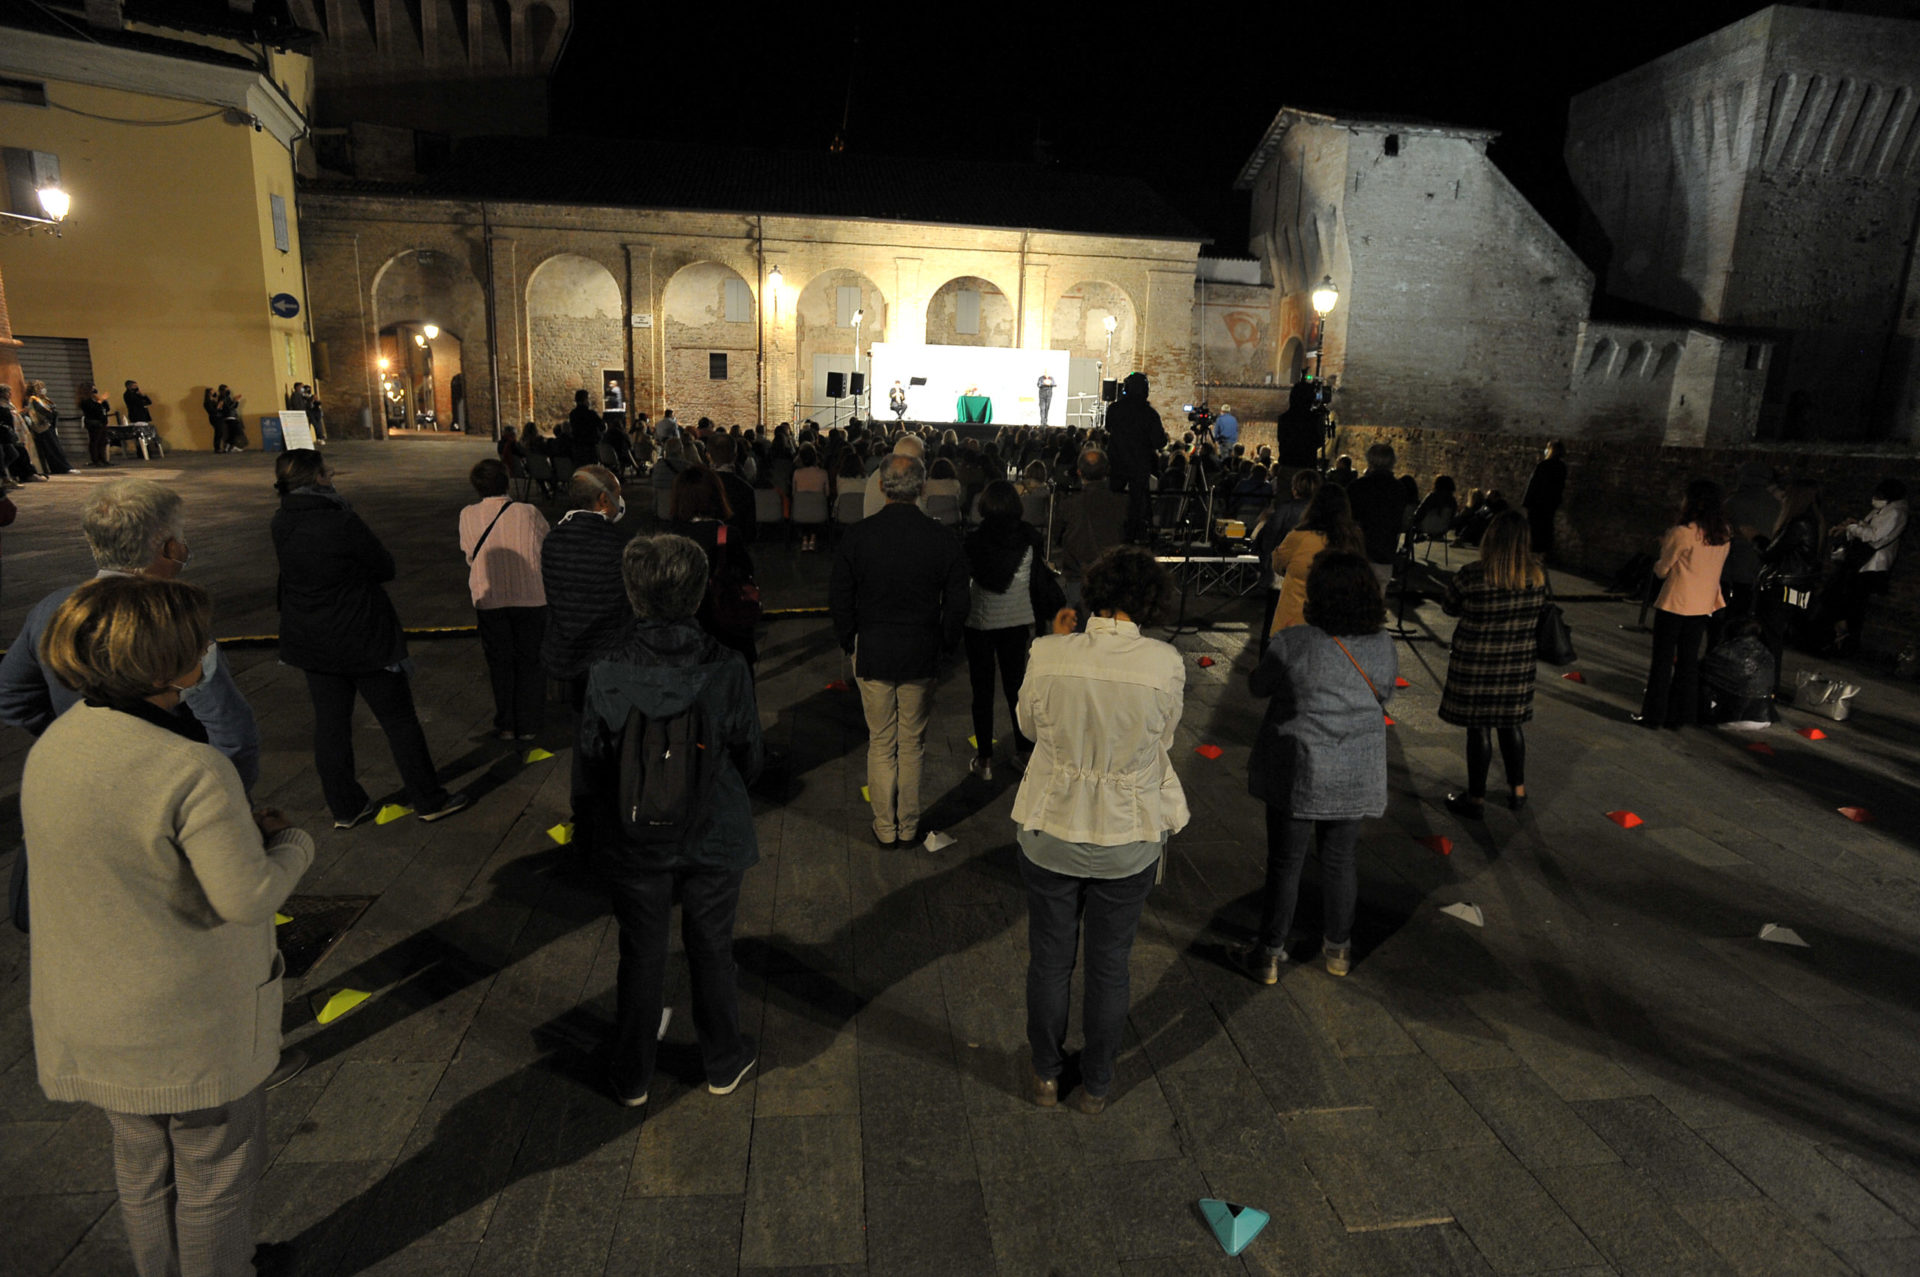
[1385,538,1439,645]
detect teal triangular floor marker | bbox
[1199,1198,1269,1257]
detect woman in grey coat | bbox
[1231,550,1397,981]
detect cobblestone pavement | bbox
[3,442,1919,1275]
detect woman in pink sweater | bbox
[1637,479,1732,729]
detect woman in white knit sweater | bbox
[24,576,313,1277]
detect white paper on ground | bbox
[1440,902,1485,927]
[1758,923,1810,947]
[923,831,956,852]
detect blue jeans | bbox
[1258,807,1360,952]
[1018,853,1156,1097]
[606,868,751,1097]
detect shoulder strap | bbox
[1330,635,1385,704]
[467,498,514,564]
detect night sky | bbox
[551,2,1777,254]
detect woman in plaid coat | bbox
[1439,510,1546,817]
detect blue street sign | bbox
[270,293,301,318]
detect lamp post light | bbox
[1309,275,1339,382]
[852,307,864,420]
[1,184,71,236]
[1100,314,1118,429]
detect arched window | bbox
[1586,337,1614,375]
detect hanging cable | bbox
[48,99,228,127]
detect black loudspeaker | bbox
[849,371,865,395]
[826,371,846,399]
[1101,379,1119,403]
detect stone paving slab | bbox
[3,443,1920,1273]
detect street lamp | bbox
[1310,275,1339,381]
[1,183,70,236]
[852,308,864,418]
[422,323,439,340]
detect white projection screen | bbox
[866,343,1073,427]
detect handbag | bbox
[1536,571,1576,665]
[1792,670,1860,721]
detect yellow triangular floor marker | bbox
[375,804,412,825]
[967,736,998,750]
[524,748,554,763]
[274,912,292,926]
[548,822,574,845]
[861,785,870,804]
[312,988,370,1024]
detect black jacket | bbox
[1760,512,1822,590]
[829,501,969,681]
[568,406,604,465]
[123,390,152,423]
[540,510,632,678]
[715,470,759,546]
[271,490,407,672]
[1346,469,1409,566]
[1105,385,1165,486]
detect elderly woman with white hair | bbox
[573,533,765,1108]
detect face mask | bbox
[613,496,627,522]
[1872,499,1888,510]
[165,539,191,570]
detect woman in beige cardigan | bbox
[25,576,313,1277]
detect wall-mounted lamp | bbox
[377,356,391,370]
[1,184,71,236]
[1103,314,1117,335]
[422,323,439,340]
[413,333,427,347]
[768,266,783,291]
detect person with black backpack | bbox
[573,533,764,1109]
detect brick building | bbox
[299,138,1207,438]
[1232,107,1772,445]
[1567,4,1920,444]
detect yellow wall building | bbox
[0,6,312,453]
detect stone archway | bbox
[1279,336,1306,385]
[662,261,757,426]
[369,247,489,434]
[526,253,623,425]
[794,269,887,417]
[1050,280,1137,374]
[925,275,1014,348]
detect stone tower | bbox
[1567,5,1920,441]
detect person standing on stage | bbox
[889,381,908,422]
[80,384,115,468]
[1036,372,1056,427]
[1105,372,1165,544]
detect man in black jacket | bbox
[540,465,631,710]
[1345,443,1410,586]
[1104,372,1165,544]
[123,380,152,425]
[568,390,605,468]
[830,455,969,848]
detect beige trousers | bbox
[105,1086,266,1277]
[858,677,933,842]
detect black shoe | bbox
[1226,943,1284,985]
[872,831,897,850]
[709,1039,757,1095]
[1508,792,1529,812]
[263,1050,308,1090]
[332,801,378,831]
[418,792,470,823]
[1444,793,1486,819]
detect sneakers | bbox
[263,1049,308,1091]
[1031,1073,1058,1107]
[1444,793,1486,819]
[1227,943,1285,986]
[709,1041,758,1096]
[333,801,378,831]
[609,1069,647,1108]
[968,756,993,782]
[1323,941,1352,978]
[418,793,470,823]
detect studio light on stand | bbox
[1099,313,1117,431]
[852,307,864,421]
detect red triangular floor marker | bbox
[1394,677,1410,688]
[1605,810,1644,829]
[1197,656,1215,667]
[1797,727,1827,740]
[1383,715,1396,726]
[825,680,849,691]
[1416,834,1453,856]
[1194,744,1224,760]
[1561,671,1586,683]
[1838,806,1873,823]
[1747,742,1775,756]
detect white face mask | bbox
[613,496,627,522]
